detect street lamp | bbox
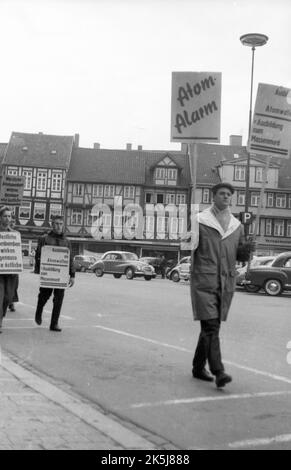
[240,33,268,235]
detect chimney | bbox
[126,143,132,150]
[137,145,143,151]
[229,135,242,146]
[74,133,80,147]
[94,142,100,149]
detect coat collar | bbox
[198,207,241,239]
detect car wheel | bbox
[264,279,283,296]
[144,275,152,281]
[170,271,180,282]
[94,267,104,277]
[244,284,261,293]
[113,274,122,279]
[125,267,134,280]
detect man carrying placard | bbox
[0,206,22,334]
[34,215,75,332]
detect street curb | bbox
[0,353,158,450]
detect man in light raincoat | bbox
[190,183,253,388]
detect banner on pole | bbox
[0,231,23,274]
[40,246,70,289]
[171,72,221,142]
[248,83,291,159]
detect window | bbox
[73,184,84,196]
[145,193,153,203]
[156,168,166,179]
[71,209,83,225]
[265,219,272,236]
[7,169,18,176]
[33,202,46,220]
[287,220,291,237]
[274,219,284,237]
[145,216,154,231]
[155,167,177,185]
[167,168,177,180]
[202,189,210,204]
[250,192,260,207]
[51,173,62,192]
[104,185,114,197]
[234,165,246,181]
[124,186,134,198]
[267,193,274,207]
[22,170,32,190]
[176,193,186,204]
[157,194,164,204]
[19,201,31,219]
[93,185,103,197]
[237,191,245,206]
[255,167,264,182]
[276,194,286,208]
[249,221,260,235]
[166,193,175,204]
[36,171,47,191]
[157,216,165,233]
[288,195,291,209]
[49,203,62,219]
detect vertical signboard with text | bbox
[0,231,23,274]
[40,246,70,289]
[0,175,25,206]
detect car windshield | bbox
[123,253,139,261]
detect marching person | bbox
[0,207,20,333]
[34,215,75,332]
[190,183,254,388]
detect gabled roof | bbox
[0,143,7,164]
[68,148,146,184]
[3,132,74,169]
[144,151,190,186]
[221,155,281,168]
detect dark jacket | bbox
[190,208,251,322]
[34,231,75,278]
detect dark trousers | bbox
[193,319,224,375]
[0,275,19,326]
[35,288,65,327]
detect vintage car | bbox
[244,251,291,296]
[167,256,191,282]
[235,256,276,289]
[90,251,156,280]
[73,255,97,272]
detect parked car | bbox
[140,257,175,276]
[167,256,191,282]
[73,255,97,272]
[244,251,291,296]
[236,256,276,290]
[90,251,156,280]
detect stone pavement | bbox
[0,352,159,450]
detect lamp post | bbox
[240,33,268,235]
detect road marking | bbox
[228,433,291,449]
[93,325,291,386]
[16,302,74,320]
[130,390,291,409]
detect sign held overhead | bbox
[248,83,291,159]
[171,72,221,142]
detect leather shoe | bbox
[50,325,62,332]
[35,315,42,325]
[192,368,214,382]
[215,372,232,388]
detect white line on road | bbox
[93,325,291,386]
[228,433,291,449]
[130,390,291,409]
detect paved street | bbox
[1,270,291,449]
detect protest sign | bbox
[0,175,25,206]
[0,231,23,274]
[40,246,70,288]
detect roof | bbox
[3,132,74,169]
[68,148,146,184]
[0,143,7,164]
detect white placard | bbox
[248,83,291,159]
[40,246,70,289]
[0,175,25,206]
[0,231,23,274]
[171,71,221,142]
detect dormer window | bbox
[234,165,246,181]
[155,167,177,186]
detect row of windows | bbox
[201,188,291,209]
[73,184,135,198]
[145,192,186,204]
[247,219,291,237]
[18,202,62,220]
[8,168,62,191]
[233,165,264,182]
[155,167,178,185]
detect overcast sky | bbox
[0,0,290,151]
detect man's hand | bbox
[69,277,75,287]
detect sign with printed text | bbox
[0,231,23,274]
[40,246,70,289]
[248,83,291,159]
[0,175,25,206]
[171,71,221,142]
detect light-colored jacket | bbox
[190,208,250,321]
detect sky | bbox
[0,0,290,151]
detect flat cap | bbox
[211,182,235,194]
